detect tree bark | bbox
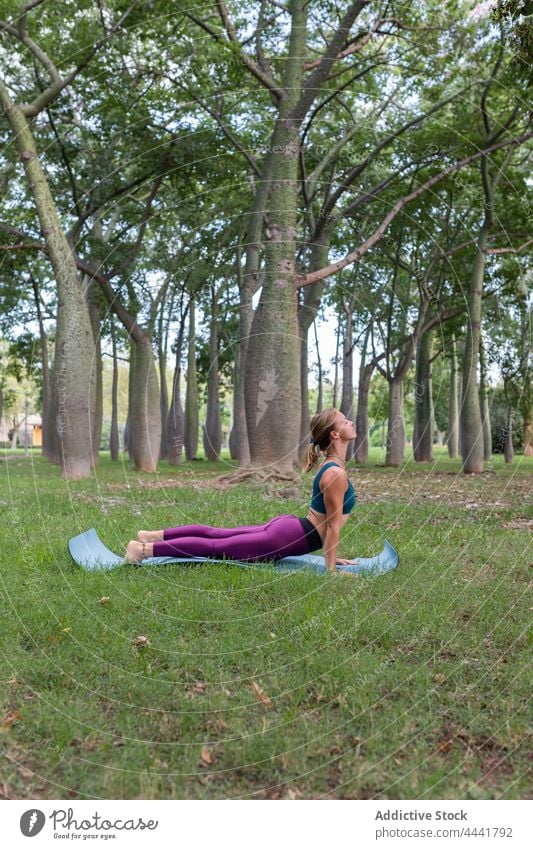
[244,2,307,471]
[479,335,492,461]
[413,328,434,462]
[184,295,199,461]
[109,316,119,461]
[447,334,459,459]
[0,82,96,479]
[461,222,489,473]
[386,377,406,466]
[203,286,222,461]
[128,337,161,472]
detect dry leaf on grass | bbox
[251,680,273,708]
[200,746,213,766]
[99,597,110,605]
[2,710,21,728]
[132,636,150,647]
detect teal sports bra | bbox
[310,461,356,515]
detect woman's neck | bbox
[324,446,347,465]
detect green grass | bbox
[0,448,531,800]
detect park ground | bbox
[0,448,531,800]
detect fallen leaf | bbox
[98,597,110,605]
[132,636,150,647]
[438,740,454,753]
[2,710,21,728]
[200,746,213,766]
[62,627,71,633]
[251,680,273,708]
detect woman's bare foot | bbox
[137,530,164,543]
[124,540,152,563]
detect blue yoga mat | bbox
[68,528,399,576]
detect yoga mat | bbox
[68,528,399,576]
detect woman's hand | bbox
[336,557,356,565]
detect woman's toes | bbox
[125,541,143,563]
[137,531,150,542]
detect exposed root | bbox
[214,465,299,488]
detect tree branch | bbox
[298,130,533,289]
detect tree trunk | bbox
[413,328,434,462]
[447,334,459,459]
[167,312,187,466]
[87,280,102,467]
[504,409,514,463]
[31,275,54,462]
[129,338,161,472]
[354,328,374,464]
[244,3,307,471]
[109,316,119,461]
[184,295,199,461]
[340,308,355,461]
[461,222,489,473]
[523,417,533,456]
[479,336,492,461]
[203,286,222,461]
[158,344,169,460]
[0,83,96,479]
[386,377,406,466]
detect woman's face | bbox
[333,412,356,441]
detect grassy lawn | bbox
[0,447,531,800]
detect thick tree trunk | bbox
[386,377,406,466]
[244,3,307,471]
[447,334,459,459]
[340,308,355,461]
[461,223,489,473]
[129,338,161,472]
[479,337,492,461]
[184,296,199,461]
[354,328,375,464]
[413,328,434,462]
[0,84,96,479]
[523,417,533,456]
[203,286,222,461]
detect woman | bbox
[124,408,357,574]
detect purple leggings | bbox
[152,515,319,562]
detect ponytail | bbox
[303,407,338,473]
[303,442,322,473]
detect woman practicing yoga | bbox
[124,408,357,574]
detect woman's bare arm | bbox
[322,468,347,573]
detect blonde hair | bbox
[303,407,338,473]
